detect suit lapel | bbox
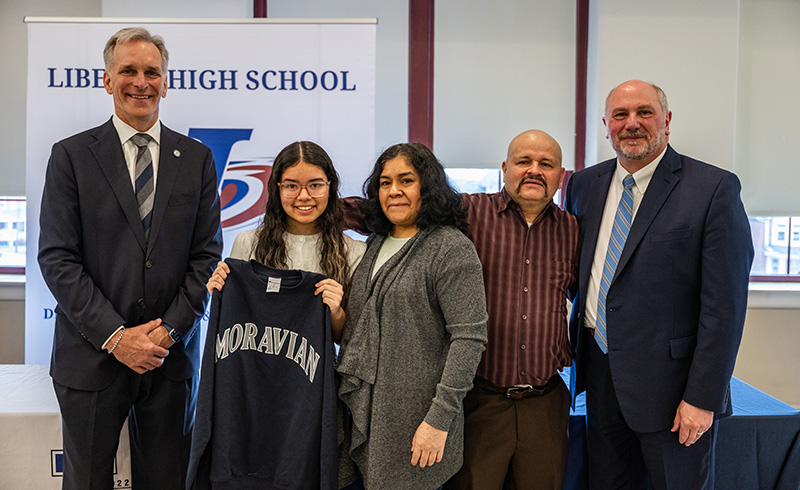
[148,124,182,250]
[615,146,681,278]
[89,119,148,251]
[579,161,615,295]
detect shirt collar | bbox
[497,187,560,223]
[112,114,162,146]
[497,187,515,213]
[614,145,667,194]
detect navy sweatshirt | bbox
[187,259,337,490]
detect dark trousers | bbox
[444,376,570,490]
[53,367,197,490]
[585,334,718,490]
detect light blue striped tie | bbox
[595,174,635,354]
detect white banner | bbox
[25,19,376,367]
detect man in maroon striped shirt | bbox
[444,130,579,490]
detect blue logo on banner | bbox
[188,128,272,228]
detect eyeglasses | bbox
[278,181,330,198]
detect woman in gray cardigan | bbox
[337,143,488,490]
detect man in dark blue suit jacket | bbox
[38,28,222,490]
[565,80,753,490]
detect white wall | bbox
[589,0,740,170]
[735,307,800,409]
[434,0,576,169]
[0,0,102,196]
[268,0,409,161]
[102,0,250,18]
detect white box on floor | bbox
[0,365,132,489]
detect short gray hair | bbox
[650,83,669,114]
[103,27,169,72]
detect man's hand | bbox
[108,319,169,374]
[410,421,448,468]
[671,400,713,446]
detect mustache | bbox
[517,175,547,193]
[619,130,649,139]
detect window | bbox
[750,216,800,280]
[445,168,501,194]
[0,197,26,273]
[792,220,800,245]
[444,167,569,205]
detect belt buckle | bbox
[505,384,533,399]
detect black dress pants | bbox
[54,367,197,490]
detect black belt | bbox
[474,374,561,399]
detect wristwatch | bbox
[163,324,182,343]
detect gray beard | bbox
[613,135,663,161]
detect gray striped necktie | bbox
[130,133,154,240]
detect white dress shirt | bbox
[229,229,366,275]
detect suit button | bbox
[146,260,153,269]
[138,298,145,308]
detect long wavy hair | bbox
[362,142,468,236]
[252,141,350,291]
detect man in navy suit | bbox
[565,80,753,490]
[38,27,222,490]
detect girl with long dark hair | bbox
[206,140,365,338]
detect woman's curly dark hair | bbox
[362,142,468,236]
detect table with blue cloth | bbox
[562,368,800,490]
